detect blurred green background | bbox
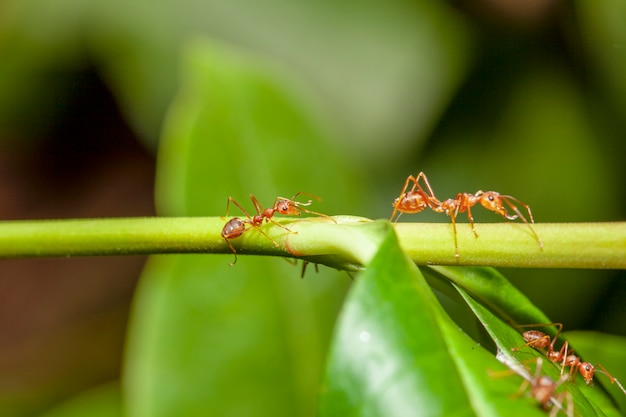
[0,0,624,416]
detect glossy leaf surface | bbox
[428,266,551,325]
[453,281,622,417]
[318,227,555,417]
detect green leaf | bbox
[430,266,625,415]
[427,266,551,325]
[318,227,554,417]
[124,38,354,417]
[452,280,622,417]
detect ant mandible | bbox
[221,192,327,265]
[390,172,543,257]
[512,323,626,396]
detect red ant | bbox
[512,323,626,396]
[520,358,574,417]
[221,192,328,265]
[389,172,436,222]
[390,172,543,257]
[490,357,573,416]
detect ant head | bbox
[579,362,595,385]
[222,217,246,239]
[275,199,302,216]
[479,192,511,218]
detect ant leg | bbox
[501,195,543,250]
[461,192,480,238]
[300,260,320,279]
[286,191,321,203]
[549,391,573,417]
[301,260,309,278]
[411,172,444,208]
[519,323,563,350]
[251,225,281,247]
[548,323,563,350]
[273,195,312,213]
[511,333,552,352]
[222,218,257,265]
[556,341,570,375]
[221,218,247,266]
[390,173,436,221]
[266,217,295,233]
[516,323,563,336]
[392,211,403,222]
[225,238,238,266]
[465,203,479,238]
[249,194,265,217]
[225,197,253,219]
[276,194,334,221]
[450,204,460,258]
[416,172,438,200]
[226,197,282,246]
[224,225,280,265]
[301,208,335,221]
[501,195,536,223]
[417,173,444,211]
[563,392,574,417]
[513,379,531,399]
[295,206,336,221]
[431,197,459,256]
[249,194,297,233]
[446,192,477,257]
[595,364,626,395]
[390,175,419,221]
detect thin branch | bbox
[393,222,626,269]
[0,217,623,269]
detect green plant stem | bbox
[0,217,623,269]
[0,217,227,257]
[394,222,626,269]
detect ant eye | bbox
[488,195,494,201]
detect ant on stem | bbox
[285,259,319,279]
[221,192,328,265]
[390,171,543,257]
[512,323,626,396]
[389,172,437,223]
